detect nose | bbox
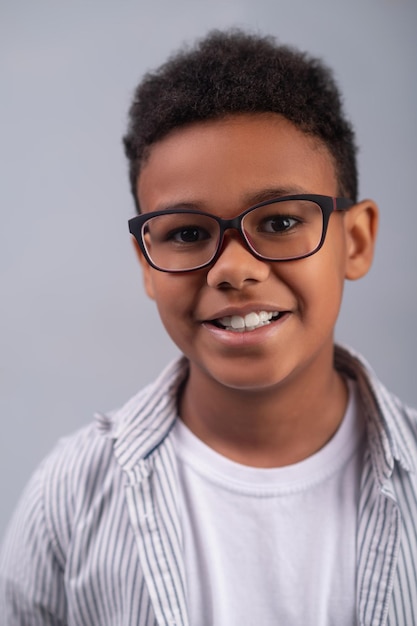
[206,233,270,290]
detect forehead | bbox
[137,113,338,213]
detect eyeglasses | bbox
[128,194,354,273]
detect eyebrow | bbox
[153,186,310,213]
[241,186,310,206]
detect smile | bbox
[212,310,282,332]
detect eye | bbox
[169,226,211,243]
[259,215,301,233]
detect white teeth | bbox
[217,310,280,332]
[231,315,245,329]
[244,312,260,328]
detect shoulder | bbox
[0,421,115,616]
[335,344,417,467]
[0,366,179,621]
[5,356,189,558]
[2,421,119,570]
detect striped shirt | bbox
[0,345,416,625]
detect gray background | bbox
[1,0,416,539]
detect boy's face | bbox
[136,113,375,392]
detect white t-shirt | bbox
[172,379,365,626]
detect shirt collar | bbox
[335,344,416,485]
[95,357,189,471]
[95,346,416,482]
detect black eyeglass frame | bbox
[128,194,354,273]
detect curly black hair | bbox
[123,30,358,212]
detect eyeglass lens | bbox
[142,199,324,271]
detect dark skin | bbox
[135,113,378,467]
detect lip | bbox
[201,311,291,346]
[201,303,291,323]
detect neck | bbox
[179,351,348,468]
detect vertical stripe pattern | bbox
[0,346,416,625]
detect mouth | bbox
[210,310,284,333]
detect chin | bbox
[209,365,291,393]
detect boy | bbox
[1,29,416,626]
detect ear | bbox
[344,199,379,280]
[132,238,156,300]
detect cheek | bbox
[149,274,202,331]
[278,255,345,323]
[299,225,347,318]
[310,266,345,324]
